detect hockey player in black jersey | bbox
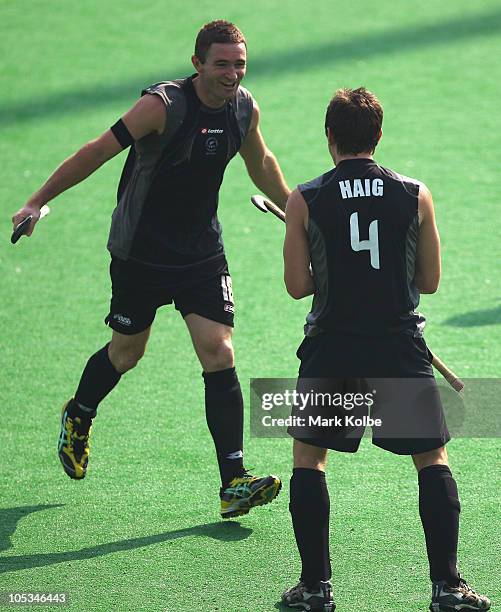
[281,88,490,611]
[13,21,287,518]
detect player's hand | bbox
[12,202,43,237]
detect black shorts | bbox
[288,330,450,455]
[105,254,234,335]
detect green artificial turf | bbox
[1,1,500,610]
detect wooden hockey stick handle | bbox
[429,351,465,392]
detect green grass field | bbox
[1,1,500,610]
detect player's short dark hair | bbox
[325,87,383,155]
[194,20,247,63]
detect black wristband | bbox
[110,119,134,149]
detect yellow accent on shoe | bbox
[58,400,92,480]
[220,473,282,519]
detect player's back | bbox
[300,158,422,336]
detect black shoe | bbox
[58,399,93,479]
[282,580,335,611]
[430,577,491,611]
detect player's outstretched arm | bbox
[283,189,315,299]
[239,102,290,210]
[12,93,166,237]
[414,183,441,294]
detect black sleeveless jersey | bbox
[300,158,424,336]
[107,75,254,267]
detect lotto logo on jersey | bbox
[201,128,224,134]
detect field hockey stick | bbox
[11,205,51,244]
[251,194,465,393]
[251,194,285,222]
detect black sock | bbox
[418,464,460,585]
[203,367,244,487]
[74,343,122,414]
[290,467,331,586]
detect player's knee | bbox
[293,439,328,471]
[412,445,449,472]
[109,345,145,373]
[202,337,234,371]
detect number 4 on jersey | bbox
[349,212,380,269]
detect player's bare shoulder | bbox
[138,94,167,133]
[121,92,167,139]
[285,189,308,228]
